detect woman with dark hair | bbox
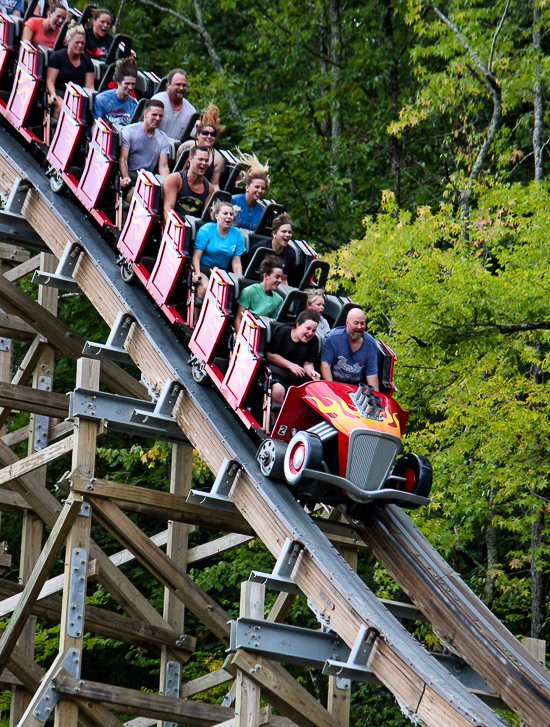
[85,7,113,60]
[231,152,269,231]
[177,102,225,188]
[23,3,66,48]
[46,22,94,118]
[250,212,295,283]
[266,309,321,405]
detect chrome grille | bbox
[346,431,401,492]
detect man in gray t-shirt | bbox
[151,68,197,140]
[119,99,170,200]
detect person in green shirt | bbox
[234,255,284,332]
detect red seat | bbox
[117,170,161,283]
[75,117,118,225]
[3,41,44,142]
[146,211,189,326]
[47,83,90,187]
[189,268,235,386]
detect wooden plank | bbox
[0,243,29,263]
[188,533,253,563]
[225,652,340,727]
[0,312,36,342]
[1,419,73,448]
[235,582,264,727]
[180,669,233,699]
[0,380,69,418]
[0,579,195,655]
[0,434,74,488]
[0,334,47,429]
[0,275,146,400]
[3,255,41,282]
[54,674,239,726]
[90,497,231,642]
[0,495,82,674]
[0,489,31,513]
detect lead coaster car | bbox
[256,380,432,511]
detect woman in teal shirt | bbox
[191,200,245,301]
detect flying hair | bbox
[236,150,270,188]
[113,58,138,84]
[198,102,226,135]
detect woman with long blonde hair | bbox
[231,151,270,231]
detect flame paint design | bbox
[304,391,401,437]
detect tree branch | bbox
[488,0,512,73]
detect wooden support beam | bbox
[224,651,340,727]
[159,443,193,722]
[53,675,293,727]
[180,669,233,699]
[0,494,81,675]
[3,256,41,282]
[54,358,98,727]
[265,592,296,624]
[0,275,146,400]
[0,244,29,264]
[1,419,73,448]
[235,582,264,727]
[0,334,48,429]
[0,313,36,343]
[91,497,231,641]
[0,381,69,418]
[72,476,364,548]
[0,579,195,655]
[0,434,74,488]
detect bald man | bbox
[320,308,379,389]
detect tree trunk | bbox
[381,0,401,208]
[533,0,544,181]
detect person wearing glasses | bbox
[152,68,197,141]
[177,102,225,188]
[231,152,269,231]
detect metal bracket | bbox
[229,617,347,670]
[187,457,240,511]
[131,379,182,427]
[82,311,135,363]
[249,538,304,594]
[69,388,189,444]
[32,240,82,292]
[0,178,46,251]
[33,648,80,722]
[67,548,87,638]
[33,375,52,452]
[322,625,378,682]
[162,661,181,727]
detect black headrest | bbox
[154,76,167,94]
[255,202,285,236]
[52,19,70,50]
[201,189,231,221]
[104,33,131,64]
[179,111,200,142]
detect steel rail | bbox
[0,122,521,726]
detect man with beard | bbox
[320,308,379,389]
[152,68,197,140]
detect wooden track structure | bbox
[0,123,547,727]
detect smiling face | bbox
[273,223,292,247]
[49,7,66,29]
[245,178,266,205]
[67,32,86,55]
[215,204,234,229]
[118,75,136,99]
[346,308,366,341]
[92,12,111,38]
[263,267,283,292]
[167,73,188,102]
[197,126,217,148]
[143,104,164,129]
[189,150,210,176]
[295,319,318,343]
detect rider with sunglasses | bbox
[177,102,225,189]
